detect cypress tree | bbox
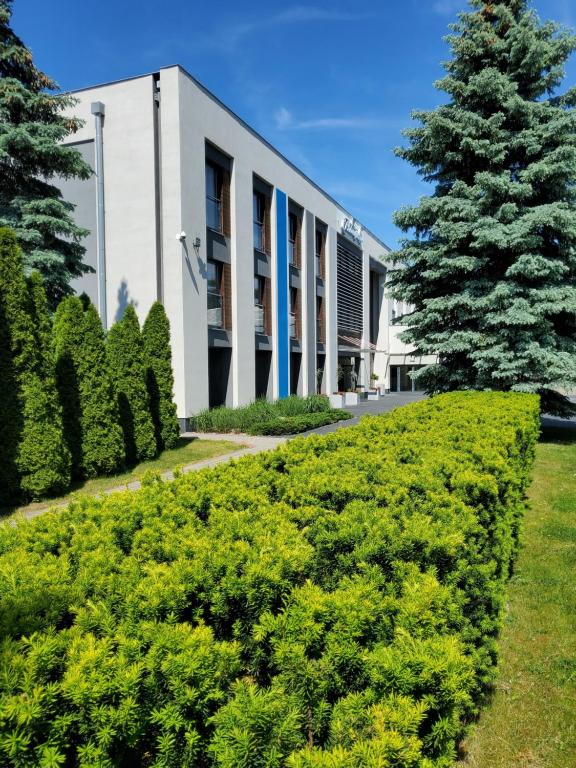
[53,297,84,477]
[142,301,181,451]
[0,230,23,506]
[0,228,70,503]
[107,305,157,464]
[390,0,576,414]
[54,298,125,479]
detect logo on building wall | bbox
[340,217,363,247]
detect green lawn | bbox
[3,437,242,520]
[460,425,576,767]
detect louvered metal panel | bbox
[337,236,363,338]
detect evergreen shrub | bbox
[0,229,70,504]
[54,297,125,478]
[142,301,180,451]
[0,392,539,766]
[107,305,157,464]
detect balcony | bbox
[316,254,321,277]
[207,291,223,328]
[255,303,265,334]
[289,312,297,339]
[317,320,324,343]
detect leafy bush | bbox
[193,394,334,434]
[0,392,539,766]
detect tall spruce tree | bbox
[142,301,181,451]
[107,305,157,465]
[0,228,70,504]
[54,297,125,478]
[0,0,92,308]
[389,0,576,414]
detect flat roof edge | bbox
[66,63,391,252]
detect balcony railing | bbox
[255,303,265,334]
[289,312,297,339]
[207,292,223,328]
[317,321,324,343]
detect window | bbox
[315,228,324,277]
[205,163,222,232]
[207,260,223,328]
[288,212,298,265]
[316,296,324,342]
[289,287,298,338]
[254,275,265,305]
[253,191,266,252]
[254,275,265,334]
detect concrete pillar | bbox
[231,159,256,406]
[325,225,338,395]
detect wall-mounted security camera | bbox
[176,231,187,241]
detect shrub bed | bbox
[193,394,350,435]
[0,392,539,767]
[248,410,352,436]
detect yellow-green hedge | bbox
[0,392,540,767]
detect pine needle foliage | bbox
[0,228,70,503]
[54,297,125,479]
[389,0,576,415]
[142,301,180,451]
[107,304,157,464]
[0,0,92,308]
[0,392,539,765]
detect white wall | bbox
[66,66,395,419]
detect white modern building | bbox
[60,65,433,427]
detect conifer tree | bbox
[0,0,92,308]
[0,228,70,503]
[390,0,576,414]
[142,301,181,451]
[107,305,157,464]
[54,298,125,478]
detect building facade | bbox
[60,65,433,426]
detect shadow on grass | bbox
[540,419,576,445]
[0,436,199,518]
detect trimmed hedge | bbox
[0,392,539,766]
[249,409,352,435]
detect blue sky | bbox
[12,0,576,248]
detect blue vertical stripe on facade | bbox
[275,189,289,398]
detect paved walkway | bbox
[301,392,425,436]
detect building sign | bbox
[340,216,363,247]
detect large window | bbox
[205,163,222,232]
[253,191,266,252]
[207,260,223,328]
[288,212,298,265]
